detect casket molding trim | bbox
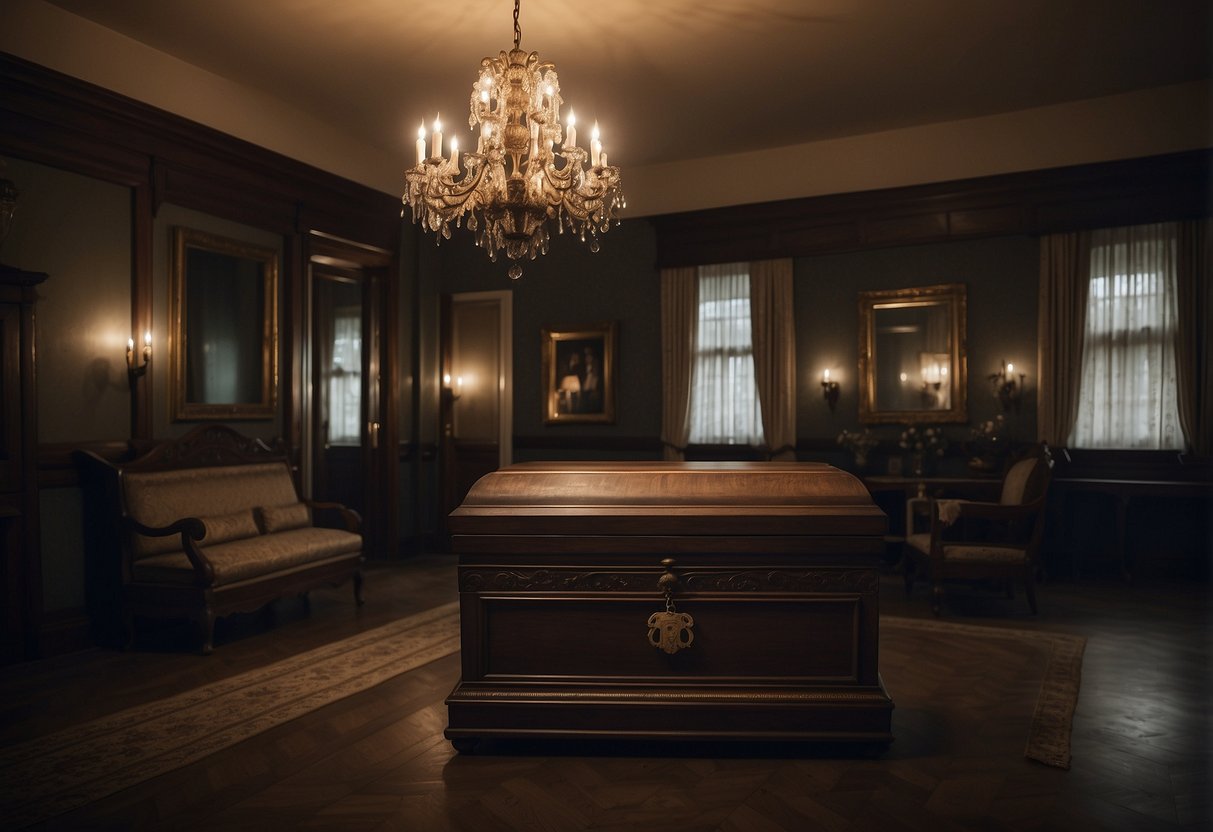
[458,568,878,593]
[447,687,890,703]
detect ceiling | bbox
[42,0,1211,172]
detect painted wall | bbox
[2,157,131,614]
[425,218,663,459]
[414,216,1039,475]
[795,236,1040,473]
[2,157,131,444]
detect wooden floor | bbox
[1,554,1209,831]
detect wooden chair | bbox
[902,443,1053,616]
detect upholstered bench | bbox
[83,425,364,653]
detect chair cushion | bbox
[1000,458,1038,505]
[131,527,362,587]
[257,502,312,534]
[941,544,1027,564]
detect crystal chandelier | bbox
[402,0,625,280]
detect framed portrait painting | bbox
[542,322,617,424]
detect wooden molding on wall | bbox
[652,149,1213,267]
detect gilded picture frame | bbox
[542,322,617,424]
[170,226,279,421]
[858,282,967,425]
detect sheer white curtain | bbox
[688,263,764,446]
[749,259,796,459]
[1072,223,1182,449]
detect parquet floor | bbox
[1,555,1208,831]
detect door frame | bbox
[302,231,397,559]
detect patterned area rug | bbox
[0,607,1084,829]
[883,616,1086,770]
[0,602,461,831]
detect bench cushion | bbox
[257,502,312,534]
[200,509,260,546]
[124,463,299,558]
[131,527,362,586]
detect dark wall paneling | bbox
[654,149,1212,267]
[0,53,400,251]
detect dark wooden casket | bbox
[445,461,893,750]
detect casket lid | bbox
[449,461,885,537]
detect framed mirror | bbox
[858,283,967,424]
[170,226,278,421]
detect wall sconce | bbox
[989,360,1025,412]
[442,373,464,400]
[821,369,840,412]
[126,330,151,382]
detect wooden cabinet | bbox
[0,265,46,664]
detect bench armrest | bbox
[123,516,215,585]
[305,500,362,533]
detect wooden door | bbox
[440,291,512,539]
[309,261,392,559]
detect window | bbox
[326,309,363,445]
[687,263,765,445]
[1072,223,1182,449]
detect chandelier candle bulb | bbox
[432,116,442,160]
[449,136,459,170]
[591,122,601,166]
[416,121,427,164]
[566,109,576,148]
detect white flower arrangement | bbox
[969,414,1006,445]
[898,425,947,456]
[836,429,879,455]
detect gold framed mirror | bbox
[170,226,278,421]
[858,283,967,424]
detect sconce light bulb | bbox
[823,369,830,381]
[1006,362,1014,375]
[443,373,451,385]
[128,337,135,350]
[144,331,152,347]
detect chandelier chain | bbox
[513,0,521,49]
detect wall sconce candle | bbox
[989,360,1025,412]
[127,330,151,382]
[821,369,840,412]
